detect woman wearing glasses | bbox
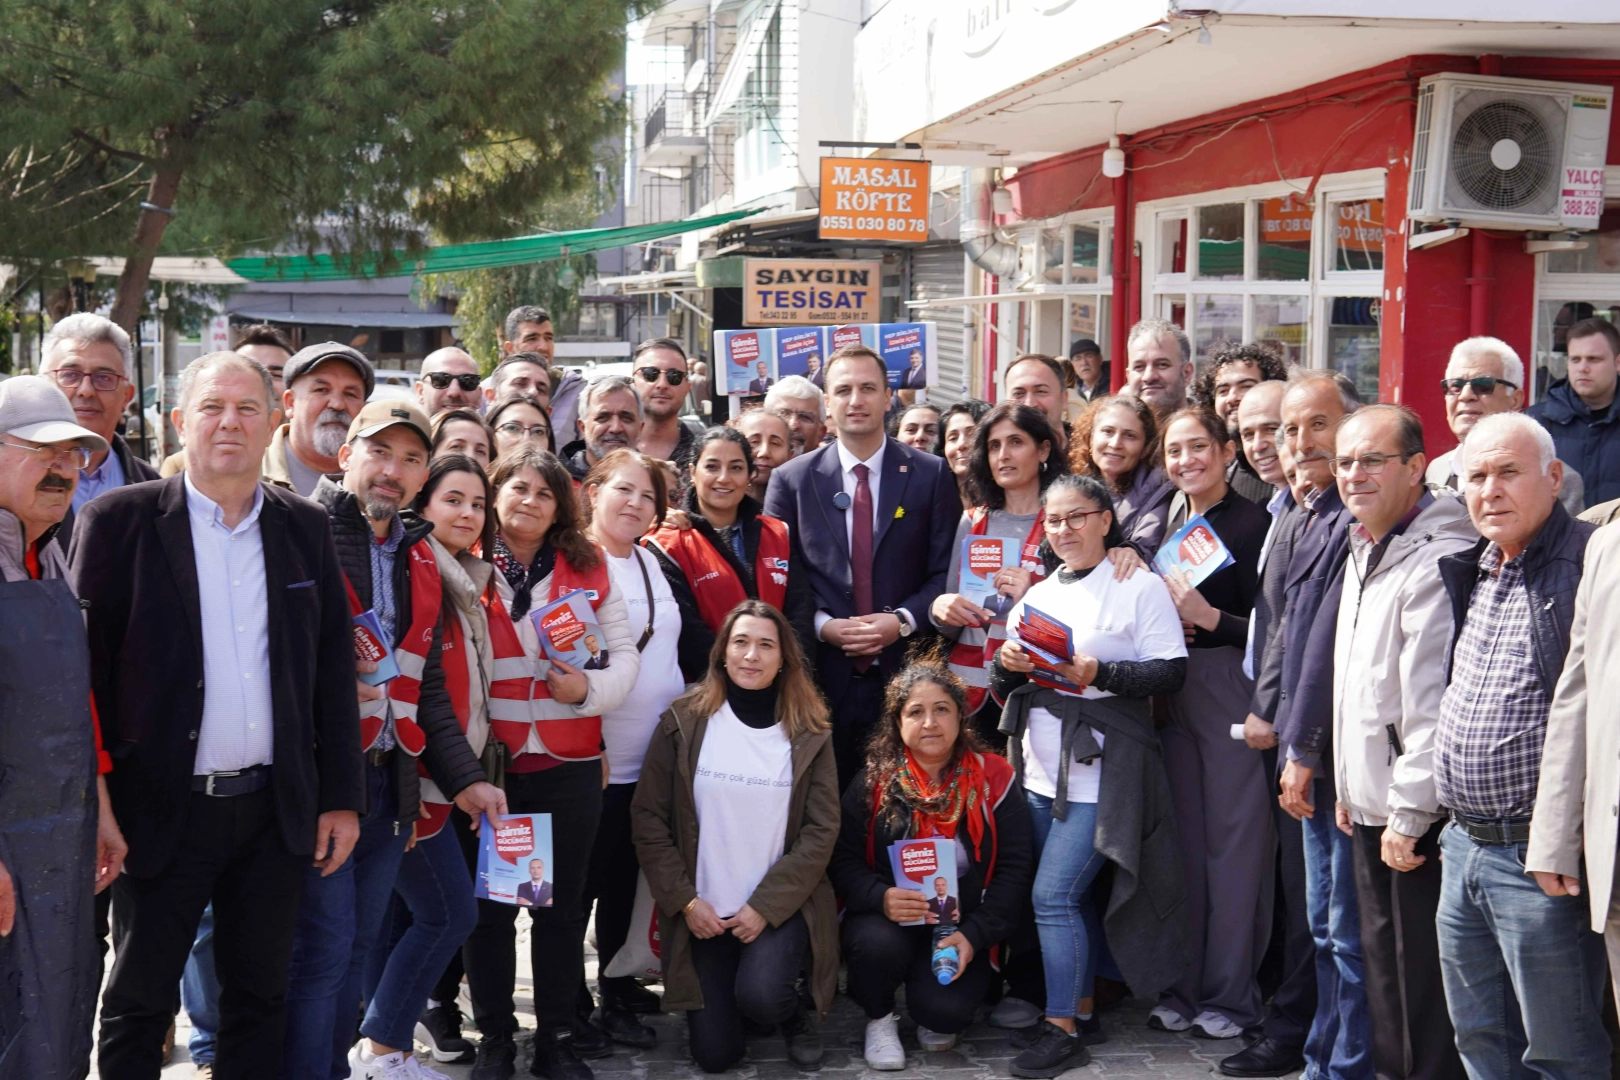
[430,408,494,470]
[630,339,699,469]
[487,393,554,459]
[1151,407,1273,1041]
[990,474,1188,1079]
[645,428,815,682]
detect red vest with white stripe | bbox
[947,510,1046,715]
[345,540,441,757]
[483,554,613,762]
[417,604,476,840]
[647,515,790,631]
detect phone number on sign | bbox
[820,215,927,235]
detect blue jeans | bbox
[181,905,220,1065]
[1301,775,1373,1080]
[358,824,478,1051]
[1026,792,1107,1019]
[1436,824,1611,1080]
[282,763,409,1080]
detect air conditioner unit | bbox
[1408,73,1610,231]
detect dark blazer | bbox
[808,369,825,390]
[1249,495,1302,724]
[763,437,958,700]
[69,475,364,878]
[517,879,553,907]
[749,377,774,395]
[1272,485,1355,768]
[582,653,609,671]
[902,365,927,389]
[57,433,161,554]
[926,895,960,924]
[1440,502,1595,695]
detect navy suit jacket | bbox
[764,437,958,700]
[1272,485,1354,769]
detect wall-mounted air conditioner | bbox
[1408,72,1610,231]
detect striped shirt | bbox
[1435,543,1547,819]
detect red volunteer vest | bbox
[344,539,441,757]
[647,515,790,631]
[416,606,475,840]
[947,509,1046,714]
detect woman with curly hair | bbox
[1068,395,1175,557]
[828,663,1033,1067]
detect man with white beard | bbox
[262,343,375,497]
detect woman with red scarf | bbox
[828,663,1033,1068]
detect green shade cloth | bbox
[225,208,764,282]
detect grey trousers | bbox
[1159,645,1275,1029]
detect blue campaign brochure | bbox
[352,609,399,685]
[529,589,609,672]
[958,535,1019,616]
[476,813,555,907]
[888,838,959,927]
[1016,604,1084,694]
[1153,514,1235,589]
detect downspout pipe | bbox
[961,167,1020,278]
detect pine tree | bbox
[0,0,648,330]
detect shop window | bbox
[1069,225,1102,284]
[1158,215,1188,277]
[1328,297,1381,404]
[1534,298,1620,398]
[1038,227,1064,285]
[1533,204,1620,402]
[1159,294,1187,329]
[1069,296,1108,344]
[1328,198,1385,273]
[1254,294,1309,366]
[1192,295,1243,361]
[1545,210,1620,275]
[1196,204,1245,281]
[1258,194,1311,281]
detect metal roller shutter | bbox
[909,244,969,402]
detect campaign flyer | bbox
[476,813,555,907]
[529,589,609,672]
[887,838,960,927]
[774,326,827,382]
[352,609,399,685]
[1153,514,1235,589]
[716,329,775,396]
[958,536,1019,617]
[1016,604,1083,694]
[876,321,935,390]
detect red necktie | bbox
[851,463,874,673]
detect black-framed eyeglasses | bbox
[1328,452,1414,476]
[635,366,686,386]
[1042,508,1107,532]
[47,368,124,392]
[497,422,550,441]
[1441,376,1517,397]
[4,439,93,471]
[426,372,482,391]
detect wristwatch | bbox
[895,609,915,638]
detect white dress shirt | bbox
[186,476,275,773]
[814,439,914,638]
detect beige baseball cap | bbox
[0,376,110,451]
[346,398,432,449]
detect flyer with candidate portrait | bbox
[774,327,827,381]
[958,536,1019,617]
[887,838,959,927]
[1153,514,1235,589]
[716,329,775,395]
[1016,604,1083,694]
[529,589,609,673]
[876,321,935,390]
[476,813,555,907]
[712,323,936,395]
[352,609,399,685]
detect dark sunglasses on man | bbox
[425,372,482,391]
[1440,376,1516,397]
[635,366,686,386]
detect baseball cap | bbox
[0,376,110,452]
[1069,338,1102,358]
[283,342,376,397]
[346,398,432,449]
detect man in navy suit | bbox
[901,349,927,390]
[517,858,553,907]
[748,361,775,396]
[764,344,959,786]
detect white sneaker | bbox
[916,1025,957,1052]
[1147,1005,1192,1032]
[404,1056,453,1080]
[989,995,1042,1029]
[864,1013,907,1070]
[347,1043,413,1079]
[1191,1011,1243,1040]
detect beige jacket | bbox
[1527,523,1620,931]
[1332,492,1477,836]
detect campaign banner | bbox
[1153,514,1235,590]
[476,813,555,907]
[876,321,935,390]
[529,589,609,673]
[352,609,399,685]
[743,259,881,326]
[775,327,828,384]
[1016,604,1083,694]
[712,323,937,396]
[716,328,773,396]
[887,838,959,927]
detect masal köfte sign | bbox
[743,259,882,326]
[715,322,937,395]
[818,158,930,243]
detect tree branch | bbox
[70,128,153,165]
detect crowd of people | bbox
[7,303,1620,1080]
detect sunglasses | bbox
[635,367,686,386]
[1441,376,1517,397]
[425,372,482,391]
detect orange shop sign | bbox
[818,157,930,243]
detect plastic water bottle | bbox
[930,923,958,985]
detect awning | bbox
[224,208,765,283]
[704,0,782,128]
[225,308,455,329]
[592,269,698,293]
[90,256,247,285]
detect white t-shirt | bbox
[603,547,685,785]
[1004,556,1187,803]
[693,703,793,918]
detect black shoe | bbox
[567,1018,614,1060]
[416,1004,478,1064]
[1010,1021,1090,1079]
[602,979,662,1015]
[1078,1014,1108,1046]
[781,1012,824,1070]
[533,1030,596,1080]
[593,1003,656,1050]
[1219,1037,1306,1078]
[471,1033,517,1080]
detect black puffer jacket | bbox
[1440,501,1596,695]
[313,478,485,828]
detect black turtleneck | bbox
[725,676,779,729]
